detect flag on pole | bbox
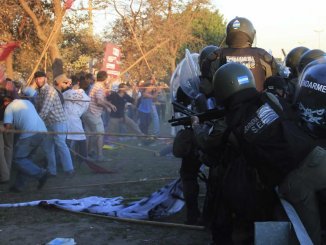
[0,42,20,61]
[64,0,75,10]
[102,43,121,78]
[0,66,5,82]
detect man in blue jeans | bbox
[34,70,74,176]
[3,93,48,192]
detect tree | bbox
[0,0,69,79]
[0,0,37,79]
[18,0,66,61]
[106,0,225,82]
[187,8,226,53]
[61,12,104,73]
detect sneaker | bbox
[64,170,76,177]
[37,171,48,190]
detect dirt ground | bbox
[0,122,212,245]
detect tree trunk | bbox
[49,44,61,62]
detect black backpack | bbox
[237,92,316,186]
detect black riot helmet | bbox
[226,17,256,47]
[295,60,326,138]
[263,75,288,98]
[175,86,191,107]
[213,62,256,103]
[198,45,219,73]
[297,49,326,74]
[285,46,309,78]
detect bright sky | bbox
[212,0,326,59]
[84,0,326,59]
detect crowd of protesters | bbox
[0,68,170,192]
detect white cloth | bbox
[0,179,185,220]
[63,89,90,140]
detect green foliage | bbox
[61,29,103,73]
[105,0,226,82]
[182,8,226,55]
[192,9,226,47]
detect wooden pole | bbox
[126,19,152,73]
[49,204,206,231]
[119,39,170,77]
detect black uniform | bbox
[208,47,278,93]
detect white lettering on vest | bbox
[301,80,326,93]
[226,56,256,69]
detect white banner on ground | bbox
[0,179,184,220]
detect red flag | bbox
[64,0,74,10]
[0,67,5,82]
[0,42,20,61]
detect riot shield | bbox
[169,50,200,101]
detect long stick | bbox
[126,19,152,73]
[44,203,206,231]
[119,39,170,77]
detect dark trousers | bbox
[179,150,202,223]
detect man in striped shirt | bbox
[82,71,116,161]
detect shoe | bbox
[88,151,96,158]
[37,171,48,190]
[64,170,75,177]
[9,186,22,193]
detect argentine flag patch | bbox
[237,75,250,85]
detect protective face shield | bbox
[170,50,201,102]
[297,49,326,74]
[213,62,256,103]
[295,60,326,137]
[285,46,309,78]
[226,17,256,46]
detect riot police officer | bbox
[202,17,279,92]
[198,45,219,97]
[294,58,326,147]
[297,49,326,74]
[172,46,224,226]
[284,46,310,103]
[285,46,309,80]
[212,62,326,245]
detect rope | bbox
[42,177,177,191]
[0,128,174,139]
[40,201,206,231]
